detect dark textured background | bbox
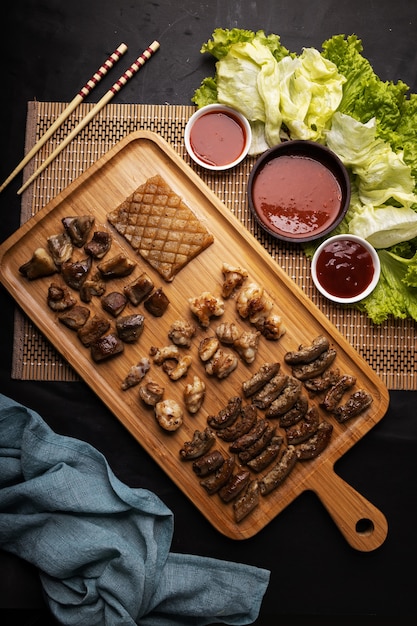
[1,1,416,624]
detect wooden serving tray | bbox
[0,130,389,549]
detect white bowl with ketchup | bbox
[184,104,252,171]
[247,140,350,243]
[311,234,381,304]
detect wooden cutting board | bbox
[0,131,389,550]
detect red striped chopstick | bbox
[0,43,128,194]
[17,41,160,195]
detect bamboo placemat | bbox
[13,101,416,389]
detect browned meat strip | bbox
[266,377,302,417]
[98,253,136,279]
[297,421,333,460]
[219,469,251,502]
[279,394,309,428]
[207,396,242,430]
[251,372,288,409]
[333,389,373,423]
[292,349,337,381]
[179,427,216,460]
[192,450,225,477]
[303,368,341,393]
[233,480,260,523]
[284,335,330,365]
[259,445,298,496]
[321,374,357,411]
[285,406,320,445]
[216,404,258,442]
[247,437,283,473]
[229,419,268,452]
[242,362,281,397]
[200,456,235,495]
[238,422,276,463]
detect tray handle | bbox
[308,465,388,552]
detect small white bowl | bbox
[184,104,252,171]
[311,234,381,304]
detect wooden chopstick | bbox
[17,41,160,196]
[0,43,128,194]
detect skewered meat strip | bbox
[297,421,333,460]
[116,313,145,342]
[97,253,136,279]
[47,232,73,266]
[189,292,224,328]
[233,329,260,364]
[155,399,183,431]
[183,375,206,413]
[47,282,76,312]
[62,215,95,247]
[215,322,241,344]
[58,305,90,330]
[284,335,330,365]
[221,262,248,298]
[121,357,150,390]
[61,256,92,290]
[291,349,337,381]
[179,427,216,460]
[259,445,298,496]
[200,456,235,495]
[90,333,124,362]
[101,291,127,317]
[19,248,57,280]
[233,480,260,523]
[144,288,170,317]
[216,404,258,442]
[198,336,219,362]
[207,396,242,430]
[192,450,224,477]
[320,374,357,411]
[242,362,281,398]
[333,389,373,423]
[168,319,196,347]
[285,405,320,445]
[219,469,251,502]
[84,231,112,259]
[265,377,302,418]
[124,272,154,305]
[205,349,238,379]
[139,380,164,406]
[251,372,288,409]
[247,437,283,473]
[77,314,110,347]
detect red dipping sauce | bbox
[315,238,375,298]
[189,111,246,167]
[252,155,342,239]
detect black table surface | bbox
[1,1,416,625]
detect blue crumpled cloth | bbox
[0,393,270,625]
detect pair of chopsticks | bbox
[0,40,160,195]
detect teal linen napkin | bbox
[0,393,270,625]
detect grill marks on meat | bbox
[333,389,373,423]
[207,396,242,429]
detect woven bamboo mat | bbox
[13,101,416,389]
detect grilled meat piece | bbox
[19,248,57,280]
[285,405,320,445]
[233,480,260,523]
[219,469,251,503]
[61,256,92,290]
[238,422,276,463]
[333,389,373,423]
[233,329,260,364]
[297,421,333,460]
[229,418,268,453]
[98,253,136,279]
[47,232,73,266]
[284,335,330,365]
[292,348,337,381]
[189,291,224,328]
[279,394,309,428]
[139,380,164,406]
[221,262,248,298]
[247,437,283,473]
[242,362,281,398]
[77,314,110,347]
[121,357,150,390]
[255,313,286,341]
[200,456,235,495]
[259,445,298,496]
[84,231,112,259]
[154,399,183,431]
[179,427,216,460]
[207,396,242,430]
[116,313,145,342]
[304,368,341,393]
[215,322,241,344]
[205,348,238,379]
[144,288,170,317]
[265,377,302,418]
[320,374,357,411]
[183,375,206,414]
[251,372,288,409]
[47,282,76,312]
[101,291,127,317]
[90,333,124,362]
[168,318,196,347]
[79,272,106,303]
[124,272,154,306]
[216,404,258,442]
[198,336,219,362]
[192,450,224,477]
[58,305,90,330]
[62,215,95,247]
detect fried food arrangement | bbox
[107,174,214,282]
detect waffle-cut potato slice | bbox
[107,175,214,281]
